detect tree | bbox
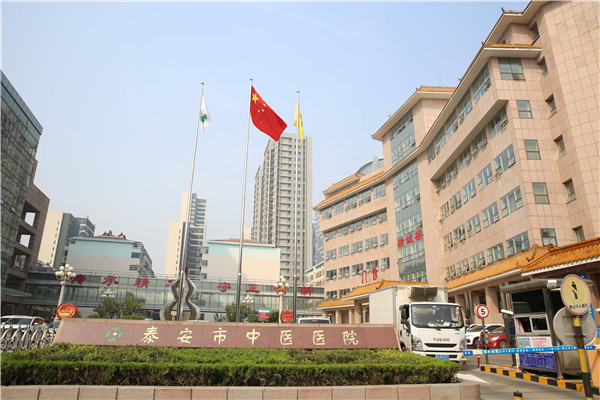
[221,303,258,322]
[90,296,145,319]
[94,297,121,319]
[121,295,143,317]
[269,309,279,323]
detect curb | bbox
[480,365,600,396]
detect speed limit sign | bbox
[476,304,490,319]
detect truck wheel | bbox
[400,343,407,352]
[498,340,508,349]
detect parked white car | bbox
[297,317,331,324]
[1,315,45,330]
[465,324,503,347]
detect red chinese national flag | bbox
[250,86,287,141]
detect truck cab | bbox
[399,302,466,361]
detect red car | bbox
[486,326,512,349]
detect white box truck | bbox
[369,284,466,361]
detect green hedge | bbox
[1,344,459,386]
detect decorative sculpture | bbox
[160,267,200,321]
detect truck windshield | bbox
[411,304,464,329]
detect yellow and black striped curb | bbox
[480,365,600,395]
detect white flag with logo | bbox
[200,93,210,132]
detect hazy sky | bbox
[2,1,527,274]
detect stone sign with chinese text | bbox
[55,319,399,349]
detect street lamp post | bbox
[275,276,289,317]
[54,264,76,321]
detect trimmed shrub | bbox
[1,344,459,386]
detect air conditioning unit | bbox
[495,168,503,177]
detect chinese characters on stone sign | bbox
[397,229,423,248]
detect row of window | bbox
[323,210,387,241]
[439,144,515,221]
[390,113,416,164]
[443,186,523,251]
[324,234,390,260]
[435,105,507,191]
[446,231,530,280]
[427,63,493,163]
[325,258,391,285]
[321,183,387,221]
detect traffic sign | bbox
[560,274,592,316]
[476,304,490,319]
[553,307,597,346]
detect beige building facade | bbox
[251,133,313,284]
[316,1,599,323]
[165,192,207,278]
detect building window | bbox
[333,202,344,216]
[494,145,516,174]
[472,65,491,102]
[338,245,349,257]
[339,288,351,297]
[373,183,386,199]
[321,208,332,220]
[366,260,379,272]
[574,226,585,242]
[507,232,530,256]
[345,196,357,210]
[381,257,390,270]
[499,58,525,80]
[486,243,505,264]
[359,189,372,205]
[443,233,454,251]
[378,211,387,222]
[453,224,466,244]
[365,237,378,250]
[339,266,350,278]
[325,249,337,260]
[470,251,485,270]
[131,252,141,258]
[457,93,473,123]
[500,186,523,217]
[525,140,541,160]
[466,215,481,237]
[541,228,557,246]
[546,95,556,116]
[380,233,389,246]
[517,100,533,119]
[538,58,548,75]
[488,107,508,138]
[350,241,363,254]
[450,191,462,213]
[555,136,566,157]
[477,164,494,191]
[364,215,377,228]
[462,179,477,204]
[129,265,138,271]
[530,23,540,41]
[351,263,364,276]
[481,202,500,228]
[564,179,576,203]
[533,182,549,204]
[326,290,338,300]
[325,270,337,281]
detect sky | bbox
[2,1,527,275]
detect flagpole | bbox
[235,78,253,323]
[177,82,205,321]
[292,90,300,323]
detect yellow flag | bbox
[293,103,304,146]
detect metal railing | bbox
[0,325,56,353]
